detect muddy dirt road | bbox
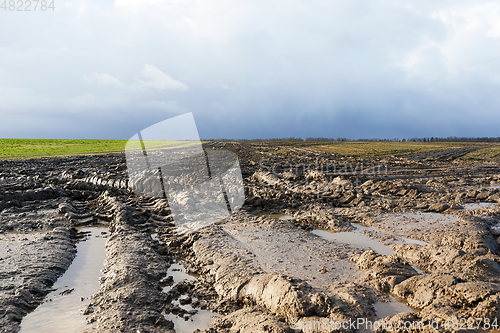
[1,142,500,332]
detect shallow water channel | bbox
[255,212,295,220]
[161,261,221,333]
[463,202,496,210]
[312,223,427,256]
[373,296,413,318]
[19,226,108,333]
[151,230,221,333]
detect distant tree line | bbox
[404,136,500,143]
[203,136,500,143]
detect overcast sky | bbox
[1,0,500,140]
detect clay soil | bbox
[1,141,500,332]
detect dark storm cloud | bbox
[1,0,499,139]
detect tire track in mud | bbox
[220,212,363,289]
[0,228,77,333]
[161,211,381,331]
[81,192,175,332]
[0,154,178,333]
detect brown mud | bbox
[0,142,500,332]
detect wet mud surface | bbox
[1,143,500,332]
[20,227,108,333]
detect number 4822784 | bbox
[1,0,55,11]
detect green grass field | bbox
[2,139,500,161]
[0,139,128,160]
[0,139,200,160]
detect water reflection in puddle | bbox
[161,261,220,333]
[393,235,428,246]
[164,305,221,333]
[256,212,295,220]
[151,230,161,243]
[19,226,108,333]
[357,297,414,333]
[312,223,427,256]
[161,262,198,293]
[463,202,496,210]
[312,227,394,256]
[258,211,428,254]
[374,296,413,318]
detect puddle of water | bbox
[410,265,424,274]
[373,296,413,319]
[19,227,108,333]
[311,224,395,256]
[312,223,428,257]
[163,305,220,333]
[256,212,295,220]
[161,262,198,293]
[351,223,429,245]
[357,297,414,333]
[161,261,220,332]
[487,186,500,189]
[393,235,429,246]
[463,202,496,210]
[151,228,163,244]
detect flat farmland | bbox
[0,139,201,160]
[1,140,500,332]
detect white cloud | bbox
[430,2,500,75]
[82,65,189,92]
[83,73,125,87]
[134,64,189,92]
[433,2,500,37]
